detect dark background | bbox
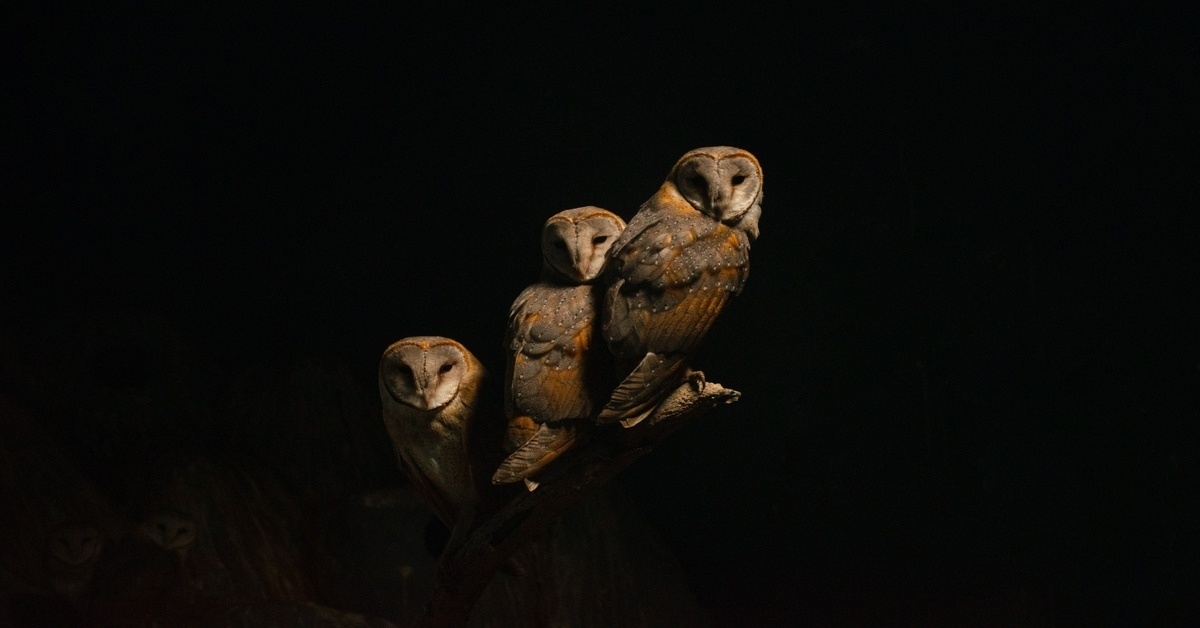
[3,3,1197,625]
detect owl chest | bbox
[407,419,471,491]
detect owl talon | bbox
[686,369,706,392]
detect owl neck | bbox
[728,202,762,242]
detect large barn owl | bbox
[600,146,763,427]
[492,207,626,487]
[379,337,500,555]
[46,521,105,603]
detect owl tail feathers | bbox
[491,422,579,486]
[597,352,689,428]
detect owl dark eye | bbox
[553,240,567,250]
[731,175,746,186]
[439,363,454,374]
[690,175,708,193]
[592,235,609,245]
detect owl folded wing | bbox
[605,215,750,357]
[505,284,600,423]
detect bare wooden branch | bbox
[415,379,741,628]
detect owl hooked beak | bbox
[571,245,586,277]
[421,385,446,410]
[709,191,734,222]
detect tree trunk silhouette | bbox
[416,380,741,628]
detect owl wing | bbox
[604,209,751,359]
[494,283,603,485]
[491,421,581,485]
[505,283,602,424]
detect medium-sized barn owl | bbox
[46,521,105,603]
[492,207,626,488]
[601,146,763,427]
[137,511,203,590]
[379,337,501,556]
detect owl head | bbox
[669,146,763,238]
[138,512,197,552]
[540,206,626,283]
[379,336,478,411]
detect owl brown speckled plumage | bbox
[600,146,763,427]
[492,207,626,487]
[378,336,499,555]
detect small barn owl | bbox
[492,207,626,487]
[600,146,763,427]
[379,337,498,555]
[46,521,105,603]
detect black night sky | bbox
[2,3,1197,626]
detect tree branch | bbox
[415,380,741,628]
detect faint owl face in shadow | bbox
[137,512,197,556]
[46,521,105,601]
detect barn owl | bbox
[600,146,763,427]
[379,336,500,556]
[46,521,105,603]
[491,207,626,487]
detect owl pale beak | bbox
[709,190,733,220]
[422,385,449,410]
[571,241,585,273]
